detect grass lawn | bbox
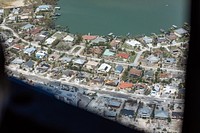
[72,46,81,53]
[129,54,137,63]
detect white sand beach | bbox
[1,0,25,9]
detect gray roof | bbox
[21,24,34,30]
[138,106,152,116]
[24,60,34,68]
[120,109,134,116]
[11,58,25,64]
[73,58,86,65]
[174,28,187,35]
[144,70,154,77]
[91,36,106,44]
[107,99,121,107]
[60,56,73,63]
[104,110,117,117]
[154,110,169,119]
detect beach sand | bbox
[0,0,25,8]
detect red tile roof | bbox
[12,44,24,50]
[129,68,142,77]
[82,35,97,40]
[118,82,134,89]
[117,53,130,59]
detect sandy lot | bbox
[0,0,25,8]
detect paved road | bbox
[6,66,184,105]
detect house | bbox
[104,110,117,118]
[164,58,176,64]
[35,51,47,59]
[172,112,183,119]
[84,60,99,70]
[45,37,57,45]
[36,62,50,73]
[12,8,20,15]
[143,70,154,80]
[142,36,153,44]
[118,82,134,89]
[11,58,25,65]
[129,68,142,78]
[97,63,112,73]
[23,60,34,71]
[146,55,160,64]
[138,106,152,118]
[117,53,129,60]
[82,35,97,41]
[0,9,4,16]
[88,47,104,57]
[125,39,141,47]
[59,56,73,63]
[77,93,92,108]
[91,36,106,44]
[105,80,120,87]
[29,27,43,36]
[24,47,36,56]
[115,65,124,74]
[157,37,167,43]
[21,23,34,31]
[103,49,115,56]
[62,70,75,77]
[91,77,104,85]
[120,109,134,118]
[35,5,52,13]
[48,81,61,88]
[49,52,60,61]
[12,44,24,51]
[166,33,178,41]
[154,109,169,119]
[174,28,188,37]
[110,39,121,50]
[72,58,86,66]
[63,35,74,42]
[106,99,121,108]
[159,72,172,80]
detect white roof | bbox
[147,55,159,63]
[63,35,74,42]
[98,63,111,73]
[174,28,187,35]
[125,39,141,46]
[143,36,153,44]
[45,37,56,45]
[163,85,177,93]
[0,9,4,14]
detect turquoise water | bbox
[55,0,189,36]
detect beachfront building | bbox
[125,39,141,47]
[63,35,74,42]
[35,5,52,13]
[174,28,188,37]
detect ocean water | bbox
[55,0,189,36]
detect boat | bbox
[55,7,61,10]
[160,29,165,33]
[55,13,61,16]
[172,25,177,28]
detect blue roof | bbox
[115,65,123,73]
[24,47,36,54]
